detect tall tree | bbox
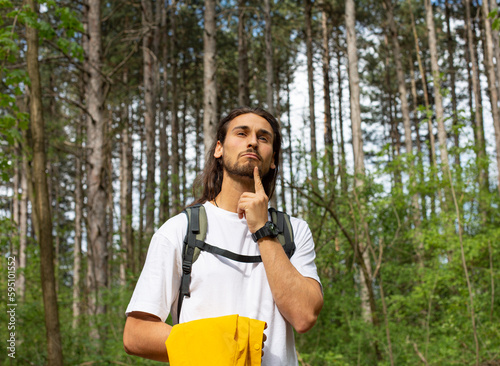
[170,0,181,213]
[383,0,421,226]
[238,0,250,106]
[26,0,63,363]
[445,0,460,168]
[85,0,108,321]
[203,0,218,154]
[425,0,450,178]
[119,99,133,286]
[159,2,170,222]
[335,30,347,194]
[465,0,488,192]
[142,0,157,236]
[345,0,376,329]
[264,0,274,114]
[321,2,334,172]
[481,0,500,195]
[305,0,317,180]
[72,121,83,328]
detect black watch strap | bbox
[252,221,279,242]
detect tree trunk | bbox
[264,0,274,115]
[238,0,250,106]
[170,0,181,213]
[264,0,277,207]
[159,2,170,223]
[345,0,378,333]
[336,31,347,194]
[346,0,364,184]
[286,68,295,216]
[85,0,108,322]
[18,157,28,301]
[203,0,218,154]
[142,0,156,238]
[465,0,488,193]
[409,59,428,224]
[138,124,146,266]
[384,0,420,226]
[408,0,437,181]
[15,96,28,300]
[481,0,500,195]
[26,0,63,363]
[72,122,83,329]
[490,0,500,99]
[305,0,317,181]
[321,5,334,173]
[120,91,132,286]
[445,0,460,170]
[425,0,450,177]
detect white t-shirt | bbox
[126,201,321,366]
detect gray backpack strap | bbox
[269,207,296,259]
[177,205,296,320]
[177,204,207,319]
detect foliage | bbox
[1,0,499,365]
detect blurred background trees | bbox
[1,0,499,364]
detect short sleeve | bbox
[125,213,187,322]
[289,218,322,289]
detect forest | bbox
[1,0,500,364]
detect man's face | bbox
[214,113,276,180]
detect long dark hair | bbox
[192,107,282,205]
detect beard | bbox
[222,155,262,179]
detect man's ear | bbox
[270,152,276,170]
[214,141,223,158]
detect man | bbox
[123,107,323,365]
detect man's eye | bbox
[259,136,269,142]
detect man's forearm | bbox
[258,237,323,333]
[123,312,172,362]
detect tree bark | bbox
[345,0,365,184]
[72,122,83,329]
[159,2,170,223]
[305,0,317,181]
[142,0,156,238]
[26,0,63,363]
[336,31,347,194]
[120,87,132,286]
[321,4,334,173]
[238,0,250,106]
[264,0,274,115]
[425,0,450,177]
[203,0,218,154]
[384,0,420,226]
[408,0,437,175]
[445,0,460,170]
[18,156,28,301]
[481,0,500,195]
[345,0,378,333]
[170,0,181,213]
[85,0,108,321]
[465,0,488,193]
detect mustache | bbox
[239,149,262,160]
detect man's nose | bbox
[247,133,258,148]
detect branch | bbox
[44,39,87,75]
[44,89,89,117]
[292,184,355,249]
[107,41,140,80]
[411,340,428,366]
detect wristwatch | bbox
[251,221,279,242]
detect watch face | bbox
[267,222,279,235]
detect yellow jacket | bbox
[166,314,266,366]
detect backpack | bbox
[177,203,296,319]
